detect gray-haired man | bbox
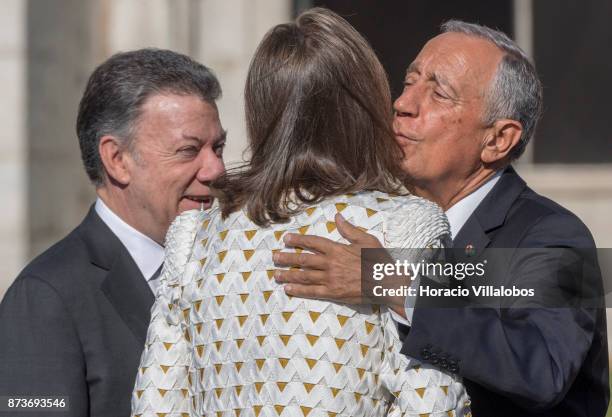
[0,49,226,416]
[274,21,609,416]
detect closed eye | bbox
[434,90,449,99]
[178,146,200,156]
[213,141,226,157]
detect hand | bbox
[273,213,383,304]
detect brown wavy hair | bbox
[213,7,405,226]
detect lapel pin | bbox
[465,244,475,257]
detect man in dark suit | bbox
[0,49,226,416]
[272,20,609,416]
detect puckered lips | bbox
[393,129,421,146]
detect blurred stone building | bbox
[1,0,610,298]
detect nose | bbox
[196,149,225,183]
[393,87,419,118]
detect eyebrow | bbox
[182,129,227,144]
[405,62,458,97]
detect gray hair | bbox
[76,48,221,186]
[441,20,543,160]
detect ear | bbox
[481,119,523,164]
[98,135,133,185]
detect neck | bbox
[411,166,499,211]
[96,185,163,245]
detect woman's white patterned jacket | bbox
[131,191,471,417]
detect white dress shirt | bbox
[95,198,164,294]
[392,171,502,326]
[445,170,502,240]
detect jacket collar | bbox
[452,166,527,252]
[78,205,154,344]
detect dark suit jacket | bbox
[0,206,155,416]
[401,166,609,416]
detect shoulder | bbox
[16,225,90,290]
[336,191,450,248]
[163,209,212,285]
[2,227,87,318]
[317,191,445,219]
[511,186,595,248]
[384,194,450,248]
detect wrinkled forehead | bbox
[409,32,503,95]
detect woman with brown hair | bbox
[132,8,470,417]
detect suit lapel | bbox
[100,252,155,345]
[453,216,490,257]
[78,206,155,344]
[452,166,527,253]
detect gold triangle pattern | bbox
[133,193,466,417]
[335,203,347,212]
[279,335,291,346]
[306,334,319,346]
[305,358,317,369]
[309,311,321,322]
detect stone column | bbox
[194,0,291,166]
[513,0,534,164]
[0,0,26,294]
[26,0,97,259]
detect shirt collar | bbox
[445,171,502,240]
[94,198,164,280]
